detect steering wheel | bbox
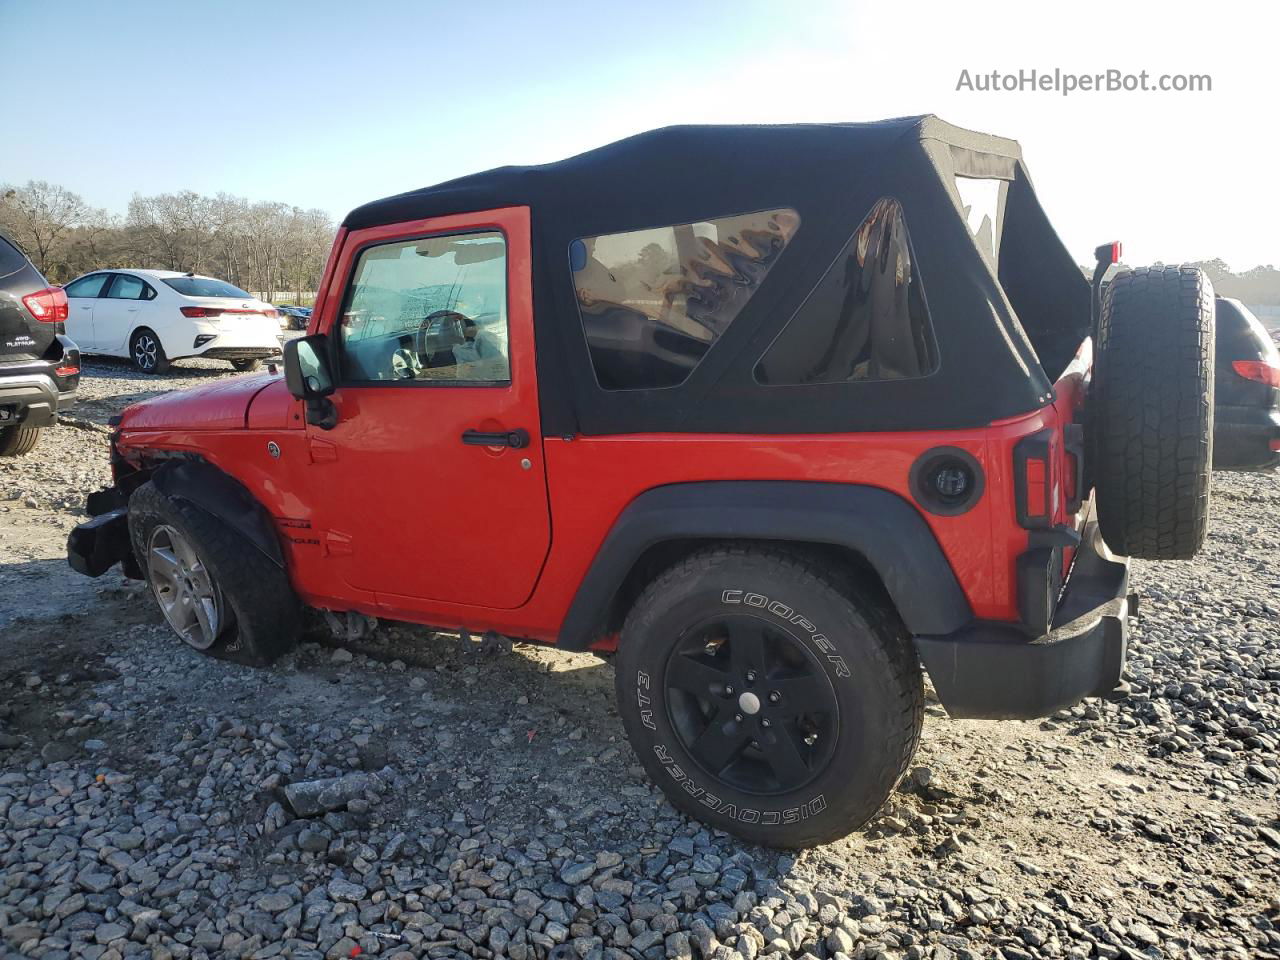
[428,310,475,342]
[416,310,477,366]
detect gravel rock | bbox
[284,772,377,816]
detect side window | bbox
[107,274,147,300]
[571,208,800,390]
[65,274,111,298]
[755,198,938,385]
[0,236,28,275]
[338,231,508,384]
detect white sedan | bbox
[62,269,283,374]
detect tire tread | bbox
[0,424,43,457]
[1093,265,1214,559]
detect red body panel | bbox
[246,379,296,430]
[114,207,1091,646]
[121,374,278,431]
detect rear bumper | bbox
[0,373,77,428]
[1213,405,1280,471]
[196,346,282,361]
[915,522,1131,720]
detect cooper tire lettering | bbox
[720,589,851,677]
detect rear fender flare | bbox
[149,458,284,568]
[557,481,972,650]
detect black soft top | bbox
[345,116,1089,436]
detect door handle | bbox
[461,428,530,449]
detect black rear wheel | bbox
[616,545,922,848]
[130,328,171,374]
[231,359,262,372]
[0,424,43,457]
[663,613,839,796]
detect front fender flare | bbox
[557,481,972,649]
[151,458,284,568]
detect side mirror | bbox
[283,334,338,429]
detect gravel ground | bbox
[1,357,1278,960]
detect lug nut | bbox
[724,684,734,695]
[803,732,818,745]
[745,670,756,683]
[761,718,771,728]
[768,691,781,704]
[734,713,743,722]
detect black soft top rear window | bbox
[162,277,252,298]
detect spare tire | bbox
[1092,265,1214,559]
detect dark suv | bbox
[1213,296,1279,470]
[0,232,80,456]
[68,118,1215,847]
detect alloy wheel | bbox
[663,614,840,795]
[133,334,158,371]
[146,524,225,649]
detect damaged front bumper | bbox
[67,487,141,579]
[915,521,1132,720]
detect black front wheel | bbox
[616,546,923,848]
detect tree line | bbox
[4,178,1277,313]
[0,180,334,304]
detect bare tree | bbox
[0,181,97,274]
[5,180,337,302]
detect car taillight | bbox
[1232,360,1280,388]
[1013,430,1055,528]
[181,306,224,319]
[264,309,278,319]
[22,287,69,323]
[55,363,80,377]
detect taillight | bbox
[22,287,69,323]
[181,306,224,319]
[55,363,80,377]
[1232,360,1280,388]
[1013,430,1055,528]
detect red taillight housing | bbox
[1232,360,1280,388]
[181,306,224,319]
[55,363,80,377]
[22,287,69,323]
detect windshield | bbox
[163,276,253,298]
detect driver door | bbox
[306,206,550,610]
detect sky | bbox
[2,0,1275,270]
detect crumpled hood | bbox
[119,373,281,431]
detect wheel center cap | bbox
[738,691,761,715]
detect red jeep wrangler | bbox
[69,118,1215,848]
